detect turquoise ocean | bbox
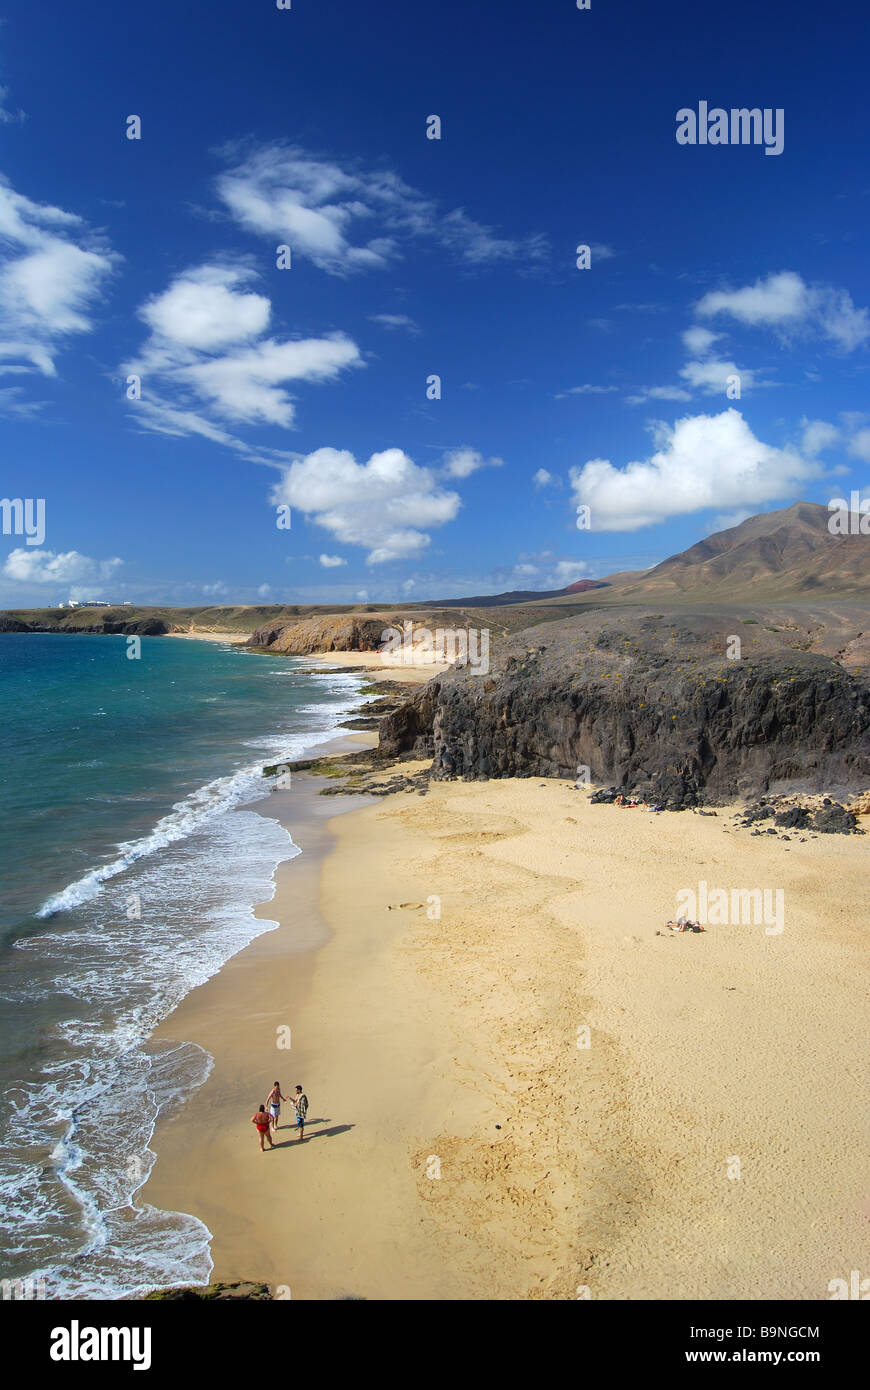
[0,633,368,1298]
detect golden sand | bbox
[143,774,869,1300]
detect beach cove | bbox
[143,764,869,1301]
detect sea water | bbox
[0,633,369,1298]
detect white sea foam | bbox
[1,665,373,1297]
[36,677,370,920]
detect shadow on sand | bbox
[270,1123,355,1149]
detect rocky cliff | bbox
[248,614,399,653]
[378,610,870,807]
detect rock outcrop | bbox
[377,611,870,806]
[249,614,399,654]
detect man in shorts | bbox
[293,1084,309,1142]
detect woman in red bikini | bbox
[251,1103,274,1151]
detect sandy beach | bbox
[303,649,450,685]
[142,765,869,1300]
[166,630,254,645]
[165,636,448,685]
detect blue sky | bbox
[1,0,868,606]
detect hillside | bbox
[542,502,869,606]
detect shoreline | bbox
[293,650,449,686]
[165,634,449,685]
[141,767,869,1300]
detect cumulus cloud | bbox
[319,553,347,567]
[569,408,821,531]
[0,175,116,387]
[3,548,122,585]
[270,446,461,564]
[123,263,362,441]
[140,265,270,349]
[441,446,503,479]
[215,144,547,275]
[696,270,869,351]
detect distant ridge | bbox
[1,504,867,629]
[430,578,609,607]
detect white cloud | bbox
[626,385,692,406]
[0,82,24,124]
[680,358,755,394]
[319,553,347,568]
[696,270,869,351]
[3,549,122,584]
[437,208,547,265]
[140,265,270,349]
[682,326,720,355]
[551,560,590,586]
[216,145,547,275]
[554,384,618,399]
[0,175,116,383]
[124,263,362,440]
[270,446,461,564]
[590,244,615,260]
[533,468,557,488]
[257,583,273,597]
[848,428,870,462]
[569,408,821,531]
[800,418,841,456]
[441,446,503,479]
[368,313,420,334]
[711,509,753,532]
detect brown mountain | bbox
[581,501,870,603]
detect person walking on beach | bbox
[251,1104,274,1152]
[267,1081,287,1132]
[293,1085,309,1142]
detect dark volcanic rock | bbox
[377,611,870,805]
[144,1281,272,1301]
[120,617,169,636]
[0,616,32,632]
[774,806,812,829]
[378,680,441,760]
[812,804,858,833]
